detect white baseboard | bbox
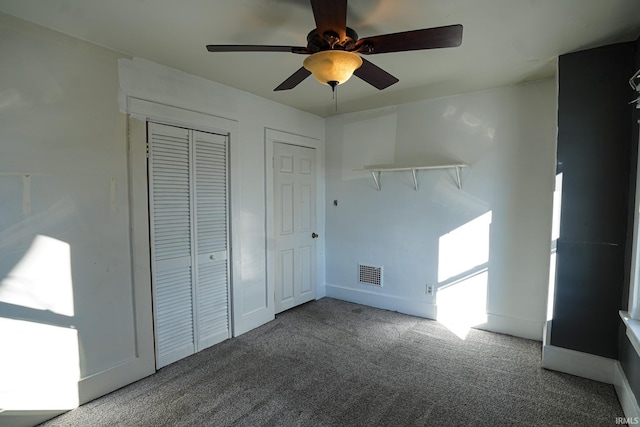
[326,284,437,319]
[614,361,640,420]
[0,353,153,427]
[78,354,155,405]
[542,344,617,384]
[481,313,544,341]
[326,284,543,340]
[316,282,327,299]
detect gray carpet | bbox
[40,298,623,426]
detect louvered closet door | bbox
[148,123,194,368]
[148,123,230,369]
[193,130,230,349]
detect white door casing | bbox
[271,140,318,313]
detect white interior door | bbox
[274,142,317,313]
[148,123,230,369]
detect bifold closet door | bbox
[193,130,230,349]
[148,122,230,369]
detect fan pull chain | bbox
[328,80,339,113]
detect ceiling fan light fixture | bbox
[303,50,363,86]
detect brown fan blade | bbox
[206,45,309,54]
[355,24,463,54]
[274,67,312,91]
[353,58,399,90]
[310,0,347,42]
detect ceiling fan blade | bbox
[206,45,309,54]
[353,58,399,90]
[310,0,347,41]
[274,67,312,91]
[356,24,463,54]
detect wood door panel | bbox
[280,183,294,235]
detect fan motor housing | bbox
[306,27,359,52]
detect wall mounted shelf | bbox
[354,163,468,191]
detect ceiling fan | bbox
[206,0,463,92]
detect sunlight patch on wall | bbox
[436,211,491,339]
[0,235,74,316]
[547,173,563,321]
[551,173,563,242]
[0,319,79,410]
[438,211,492,283]
[0,235,79,412]
[436,271,488,340]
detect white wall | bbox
[325,80,557,340]
[0,8,556,426]
[0,13,324,427]
[0,14,153,427]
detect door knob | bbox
[311,232,319,238]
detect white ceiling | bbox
[2,0,639,117]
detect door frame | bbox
[127,97,239,367]
[265,128,325,312]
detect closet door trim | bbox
[125,97,238,371]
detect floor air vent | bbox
[358,264,382,286]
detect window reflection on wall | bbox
[0,235,79,412]
[436,211,492,339]
[547,173,563,321]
